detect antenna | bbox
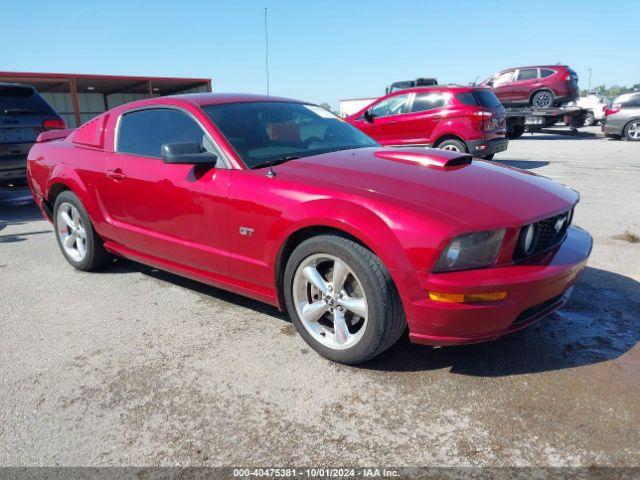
[264,7,270,96]
[472,75,479,86]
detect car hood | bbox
[276,147,579,230]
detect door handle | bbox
[390,120,398,124]
[106,169,126,181]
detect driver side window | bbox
[493,71,515,87]
[117,108,212,158]
[370,94,410,118]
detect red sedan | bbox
[27,93,592,364]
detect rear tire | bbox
[624,120,640,141]
[583,111,595,127]
[53,191,111,271]
[283,234,405,364]
[531,90,554,108]
[436,138,467,153]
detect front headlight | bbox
[434,229,505,272]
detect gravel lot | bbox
[1,127,639,467]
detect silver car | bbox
[602,92,640,141]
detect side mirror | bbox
[161,141,218,165]
[363,109,375,124]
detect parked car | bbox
[570,92,608,126]
[601,92,640,141]
[28,93,592,364]
[481,65,579,108]
[385,77,438,95]
[346,85,508,160]
[1,83,65,186]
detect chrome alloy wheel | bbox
[441,144,460,152]
[628,121,640,140]
[533,91,553,108]
[292,254,368,350]
[56,202,87,262]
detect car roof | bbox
[111,92,309,113]
[500,65,568,71]
[392,85,491,94]
[171,92,304,106]
[0,82,35,89]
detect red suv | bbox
[346,86,508,160]
[481,65,579,109]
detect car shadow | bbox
[103,258,288,320]
[494,159,550,170]
[363,266,640,376]
[104,260,639,377]
[516,129,600,141]
[0,200,43,227]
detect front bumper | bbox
[404,226,592,346]
[465,137,509,157]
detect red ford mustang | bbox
[27,93,592,364]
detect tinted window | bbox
[540,68,555,78]
[411,93,445,112]
[0,85,55,115]
[517,69,539,81]
[455,90,502,108]
[204,102,377,169]
[117,108,209,158]
[474,90,502,108]
[370,94,410,117]
[455,92,479,106]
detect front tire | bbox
[624,120,640,141]
[283,234,405,364]
[53,191,111,271]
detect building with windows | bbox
[0,71,211,127]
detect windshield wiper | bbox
[251,156,301,170]
[2,108,36,115]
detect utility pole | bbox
[587,67,592,93]
[264,7,270,96]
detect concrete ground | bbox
[1,127,639,467]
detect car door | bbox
[350,93,411,145]
[511,68,540,103]
[490,70,516,103]
[101,107,231,276]
[390,92,447,145]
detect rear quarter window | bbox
[456,90,502,108]
[0,85,55,115]
[540,69,556,78]
[411,93,446,112]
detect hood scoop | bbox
[373,148,472,168]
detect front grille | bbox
[514,209,572,260]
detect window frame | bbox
[114,105,230,169]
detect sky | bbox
[2,0,638,109]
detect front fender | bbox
[270,198,413,274]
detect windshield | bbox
[203,101,378,168]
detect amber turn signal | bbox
[428,291,507,303]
